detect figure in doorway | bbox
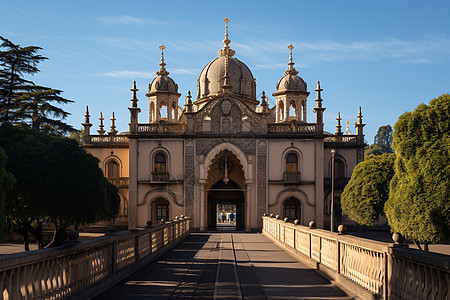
[229,212,235,224]
[222,214,227,223]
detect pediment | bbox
[191,95,266,134]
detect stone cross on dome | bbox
[218,17,235,57]
[156,44,169,76]
[286,43,299,75]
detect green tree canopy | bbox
[374,125,393,153]
[364,125,394,156]
[385,94,450,245]
[15,86,75,134]
[341,153,395,226]
[0,147,15,240]
[0,123,119,248]
[0,36,47,122]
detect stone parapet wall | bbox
[262,216,449,300]
[0,218,190,300]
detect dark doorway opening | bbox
[208,180,245,230]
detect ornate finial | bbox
[260,91,269,112]
[130,81,139,108]
[185,90,193,112]
[218,17,235,57]
[98,112,105,135]
[285,44,299,75]
[156,44,169,76]
[357,106,363,123]
[110,112,117,135]
[84,106,90,123]
[288,43,294,61]
[336,112,342,134]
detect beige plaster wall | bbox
[267,139,317,182]
[85,147,130,177]
[135,139,185,227]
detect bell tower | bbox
[273,44,310,123]
[146,45,181,123]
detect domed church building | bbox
[82,19,366,231]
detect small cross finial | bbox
[285,43,298,75]
[156,44,169,76]
[218,17,235,57]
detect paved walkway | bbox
[96,233,350,299]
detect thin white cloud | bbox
[243,36,450,66]
[97,15,169,27]
[95,71,153,78]
[95,69,199,78]
[171,68,200,75]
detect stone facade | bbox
[82,20,365,231]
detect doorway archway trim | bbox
[200,142,249,181]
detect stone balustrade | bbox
[0,218,190,300]
[137,123,185,134]
[267,123,317,134]
[263,216,449,300]
[88,135,129,144]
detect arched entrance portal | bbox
[208,180,245,230]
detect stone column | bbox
[315,139,324,228]
[128,138,138,229]
[245,180,253,232]
[184,140,195,221]
[199,180,206,231]
[256,140,268,230]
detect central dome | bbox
[195,18,257,108]
[197,56,256,101]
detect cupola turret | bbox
[273,44,310,123]
[146,45,181,123]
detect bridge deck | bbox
[95,232,350,299]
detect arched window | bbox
[286,153,298,173]
[107,160,120,178]
[284,197,301,221]
[289,100,296,120]
[171,102,177,121]
[160,102,167,119]
[335,158,345,178]
[329,157,346,178]
[278,101,284,121]
[154,153,167,172]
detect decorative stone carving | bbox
[184,140,195,217]
[257,140,267,228]
[196,139,255,157]
[221,99,232,115]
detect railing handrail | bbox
[262,216,449,300]
[0,219,190,300]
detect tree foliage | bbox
[385,94,450,244]
[0,36,47,122]
[0,147,15,240]
[0,36,74,134]
[0,123,119,248]
[341,153,395,226]
[374,125,393,153]
[14,86,75,134]
[364,125,394,156]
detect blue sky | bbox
[2,0,449,141]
